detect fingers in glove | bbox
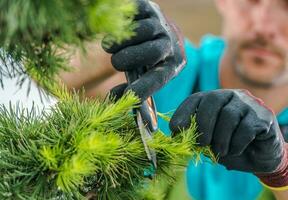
[228,112,257,156]
[218,153,255,172]
[196,91,234,147]
[169,93,204,135]
[219,146,280,173]
[211,100,246,157]
[134,0,155,20]
[108,83,128,102]
[102,18,166,53]
[124,59,179,100]
[111,37,171,71]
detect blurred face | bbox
[217,0,288,87]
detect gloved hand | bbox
[170,89,288,189]
[102,0,186,100]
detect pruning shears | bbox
[125,70,158,172]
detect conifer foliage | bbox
[0,0,137,86]
[0,1,216,199]
[0,89,215,200]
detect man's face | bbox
[217,0,288,87]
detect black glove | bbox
[102,0,186,100]
[170,89,288,188]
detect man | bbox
[62,0,288,199]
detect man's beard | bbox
[233,62,273,88]
[229,35,287,88]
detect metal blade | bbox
[136,111,157,169]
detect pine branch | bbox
[0,0,137,87]
[0,1,218,199]
[0,88,216,200]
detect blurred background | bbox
[154,0,221,43]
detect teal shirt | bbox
[154,35,288,200]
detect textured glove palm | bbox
[170,89,288,189]
[102,0,186,100]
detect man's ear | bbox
[214,0,226,16]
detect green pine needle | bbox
[0,88,216,199]
[0,0,137,87]
[0,1,217,199]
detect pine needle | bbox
[0,0,137,88]
[0,88,216,199]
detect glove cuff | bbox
[256,144,288,190]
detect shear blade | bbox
[136,111,157,169]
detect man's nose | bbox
[251,3,277,40]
